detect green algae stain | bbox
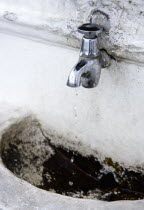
[104,157,123,173]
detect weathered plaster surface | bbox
[0,1,144,209]
[0,32,144,169]
[0,0,144,63]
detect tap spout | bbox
[67,57,101,88]
[67,59,88,87]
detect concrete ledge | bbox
[0,0,144,63]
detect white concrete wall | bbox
[0,0,144,168]
[0,32,144,169]
[0,0,144,62]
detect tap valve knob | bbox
[78,23,102,39]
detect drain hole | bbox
[1,116,144,201]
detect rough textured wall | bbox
[0,32,144,169]
[0,0,144,63]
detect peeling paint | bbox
[3,11,17,22]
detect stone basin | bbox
[1,116,144,205]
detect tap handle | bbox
[78,23,102,38]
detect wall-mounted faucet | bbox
[67,23,111,88]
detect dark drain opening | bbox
[1,117,144,201]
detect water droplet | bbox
[75,88,78,96]
[74,106,77,118]
[70,157,74,163]
[69,181,74,186]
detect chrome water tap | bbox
[67,23,111,88]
